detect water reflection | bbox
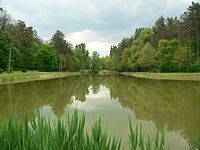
[0,75,200,149]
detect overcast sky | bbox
[2,0,197,56]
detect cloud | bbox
[2,0,197,56]
[66,30,116,56]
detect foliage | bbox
[0,110,172,150]
[137,42,156,71]
[35,44,58,71]
[0,2,200,73]
[73,43,90,71]
[105,2,200,73]
[129,120,167,150]
[51,30,73,71]
[90,51,101,73]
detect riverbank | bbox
[98,70,119,76]
[121,72,200,81]
[0,71,80,85]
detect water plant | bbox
[0,111,175,150]
[129,119,167,150]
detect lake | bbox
[0,75,199,149]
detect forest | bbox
[0,2,200,73]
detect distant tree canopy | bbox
[102,2,200,72]
[0,2,200,73]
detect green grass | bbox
[0,111,167,150]
[0,111,199,149]
[0,71,79,85]
[121,72,200,81]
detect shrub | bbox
[0,69,3,73]
[21,69,27,73]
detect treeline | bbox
[0,3,101,73]
[102,2,200,72]
[0,2,200,73]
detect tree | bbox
[181,2,200,64]
[165,17,180,40]
[121,48,132,71]
[156,39,180,72]
[73,43,90,71]
[0,30,21,71]
[0,30,11,70]
[129,28,154,71]
[35,44,58,71]
[102,56,112,70]
[0,6,11,30]
[137,42,156,71]
[8,20,39,70]
[152,16,167,47]
[110,46,121,71]
[23,43,39,70]
[90,51,101,73]
[173,45,190,71]
[51,30,73,71]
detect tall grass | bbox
[129,120,168,150]
[190,135,200,150]
[0,111,121,150]
[1,111,199,150]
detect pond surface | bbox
[0,75,200,149]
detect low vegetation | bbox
[0,71,79,84]
[0,111,199,149]
[122,72,200,81]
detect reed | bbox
[129,119,167,150]
[3,111,197,150]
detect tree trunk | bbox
[8,43,12,73]
[197,33,200,64]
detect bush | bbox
[0,69,3,73]
[7,68,13,73]
[21,69,27,73]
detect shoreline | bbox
[1,71,200,85]
[121,72,200,81]
[0,71,80,85]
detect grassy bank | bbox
[0,71,80,85]
[121,72,200,81]
[0,111,169,150]
[98,70,120,76]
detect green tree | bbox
[35,44,58,71]
[51,30,73,71]
[8,20,39,70]
[110,46,121,71]
[137,42,156,71]
[90,51,101,73]
[173,45,190,71]
[23,43,39,70]
[129,28,154,71]
[73,43,90,71]
[156,39,180,72]
[152,16,167,47]
[181,2,200,64]
[102,56,112,70]
[0,30,11,70]
[0,5,11,30]
[121,48,132,71]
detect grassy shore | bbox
[98,70,119,76]
[121,72,200,81]
[0,71,80,85]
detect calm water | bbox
[0,75,200,149]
